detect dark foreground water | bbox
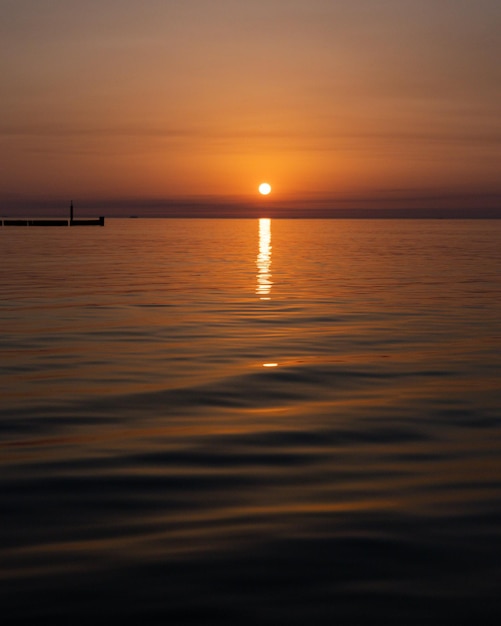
[1,218,501,624]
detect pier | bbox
[1,217,104,227]
[1,203,104,227]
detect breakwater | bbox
[1,216,105,226]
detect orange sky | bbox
[1,1,500,216]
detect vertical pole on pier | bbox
[70,200,74,222]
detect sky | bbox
[1,0,500,217]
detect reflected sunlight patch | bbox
[256,218,272,299]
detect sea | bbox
[1,218,501,624]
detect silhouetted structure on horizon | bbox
[1,201,104,227]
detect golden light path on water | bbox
[256,218,272,300]
[256,218,279,368]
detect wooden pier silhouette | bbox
[1,202,104,227]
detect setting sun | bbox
[259,183,272,195]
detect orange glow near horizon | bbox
[1,2,500,215]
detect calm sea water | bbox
[1,218,501,624]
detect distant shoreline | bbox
[2,209,501,220]
[2,215,501,221]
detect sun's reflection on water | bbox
[256,218,272,299]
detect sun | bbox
[258,182,272,195]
